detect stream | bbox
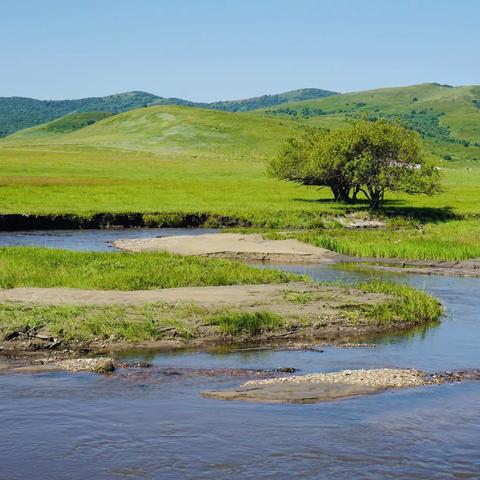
[0,229,479,479]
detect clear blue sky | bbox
[1,0,479,101]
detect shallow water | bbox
[0,227,217,251]
[0,231,479,479]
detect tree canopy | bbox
[269,119,442,208]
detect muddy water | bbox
[0,231,479,479]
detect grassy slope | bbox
[0,88,337,137]
[21,111,112,135]
[4,105,298,159]
[261,84,480,160]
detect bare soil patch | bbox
[113,233,343,263]
[0,282,382,310]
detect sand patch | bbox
[113,233,341,263]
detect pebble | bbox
[53,357,115,373]
[243,368,427,388]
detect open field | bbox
[1,87,479,261]
[1,142,479,219]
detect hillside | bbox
[261,83,480,149]
[0,88,336,137]
[23,112,113,135]
[4,105,299,159]
[207,88,336,112]
[0,92,161,137]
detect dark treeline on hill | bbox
[0,92,161,137]
[0,88,336,137]
[207,88,336,112]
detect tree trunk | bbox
[352,186,360,201]
[368,188,383,209]
[330,184,351,202]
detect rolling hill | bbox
[5,83,480,165]
[0,92,162,138]
[3,105,300,159]
[260,83,480,147]
[0,88,336,138]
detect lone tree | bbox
[269,119,442,209]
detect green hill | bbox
[6,84,480,164]
[4,105,299,159]
[0,88,336,138]
[24,111,113,135]
[261,83,480,148]
[0,91,161,137]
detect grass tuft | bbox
[209,311,283,336]
[292,218,480,261]
[357,280,443,325]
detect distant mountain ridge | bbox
[0,88,337,137]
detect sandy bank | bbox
[0,282,384,308]
[0,282,403,355]
[113,233,342,263]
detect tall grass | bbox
[209,311,283,336]
[295,219,480,261]
[0,247,296,290]
[357,280,443,325]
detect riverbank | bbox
[0,280,442,357]
[0,212,253,231]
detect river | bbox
[0,229,479,479]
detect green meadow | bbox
[0,247,295,290]
[1,84,479,261]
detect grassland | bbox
[0,247,295,290]
[277,218,480,261]
[1,86,480,261]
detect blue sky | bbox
[1,0,479,101]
